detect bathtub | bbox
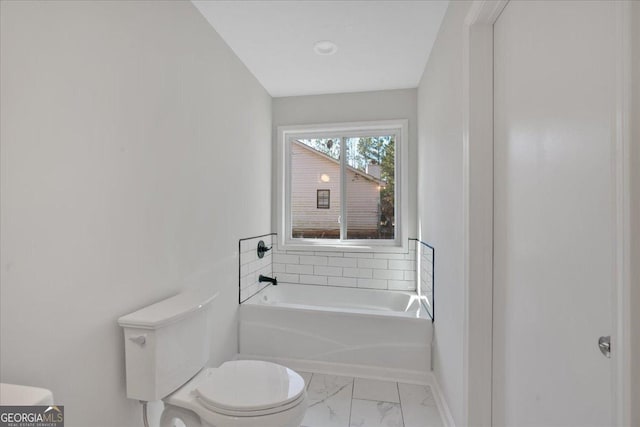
[239,283,432,383]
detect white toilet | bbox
[0,383,54,406]
[117,289,307,427]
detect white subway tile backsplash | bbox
[374,253,406,260]
[243,250,257,263]
[240,275,251,288]
[343,268,373,278]
[328,257,358,268]
[327,276,358,287]
[241,236,271,254]
[388,260,414,270]
[373,269,404,280]
[247,258,269,275]
[300,274,327,285]
[242,282,267,302]
[276,273,299,283]
[388,280,415,291]
[239,234,275,302]
[314,266,343,277]
[245,262,257,276]
[357,258,388,269]
[299,255,328,266]
[343,252,375,258]
[357,278,387,289]
[274,254,300,264]
[265,238,419,292]
[425,260,433,274]
[424,249,433,261]
[419,242,435,319]
[240,239,252,253]
[315,251,344,257]
[286,264,314,275]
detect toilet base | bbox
[160,405,203,427]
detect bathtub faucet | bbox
[259,274,278,286]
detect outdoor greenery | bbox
[345,136,395,237]
[379,138,395,235]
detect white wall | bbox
[272,89,418,238]
[0,2,271,426]
[631,2,640,425]
[416,2,471,425]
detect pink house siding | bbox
[346,173,380,236]
[291,141,381,238]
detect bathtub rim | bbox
[241,283,430,321]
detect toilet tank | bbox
[117,288,218,401]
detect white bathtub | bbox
[239,284,432,383]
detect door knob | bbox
[598,336,610,358]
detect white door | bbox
[493,1,616,425]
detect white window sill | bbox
[279,241,410,254]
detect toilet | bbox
[0,383,54,406]
[117,289,307,427]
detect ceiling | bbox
[192,1,449,98]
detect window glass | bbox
[317,189,330,209]
[345,136,395,240]
[290,138,341,239]
[280,120,405,249]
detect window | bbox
[317,189,330,209]
[277,120,408,251]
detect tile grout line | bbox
[348,379,354,427]
[397,382,406,427]
[302,373,418,427]
[307,373,313,391]
[301,372,312,427]
[350,397,401,404]
[308,382,352,409]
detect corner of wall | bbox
[631,2,640,425]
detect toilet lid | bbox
[194,361,305,413]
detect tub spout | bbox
[259,274,278,286]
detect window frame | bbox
[277,120,409,252]
[316,189,330,209]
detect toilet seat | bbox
[195,391,306,417]
[162,361,308,427]
[193,360,305,416]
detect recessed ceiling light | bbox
[314,40,338,56]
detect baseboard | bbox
[237,353,431,385]
[430,373,456,427]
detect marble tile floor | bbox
[297,372,444,427]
